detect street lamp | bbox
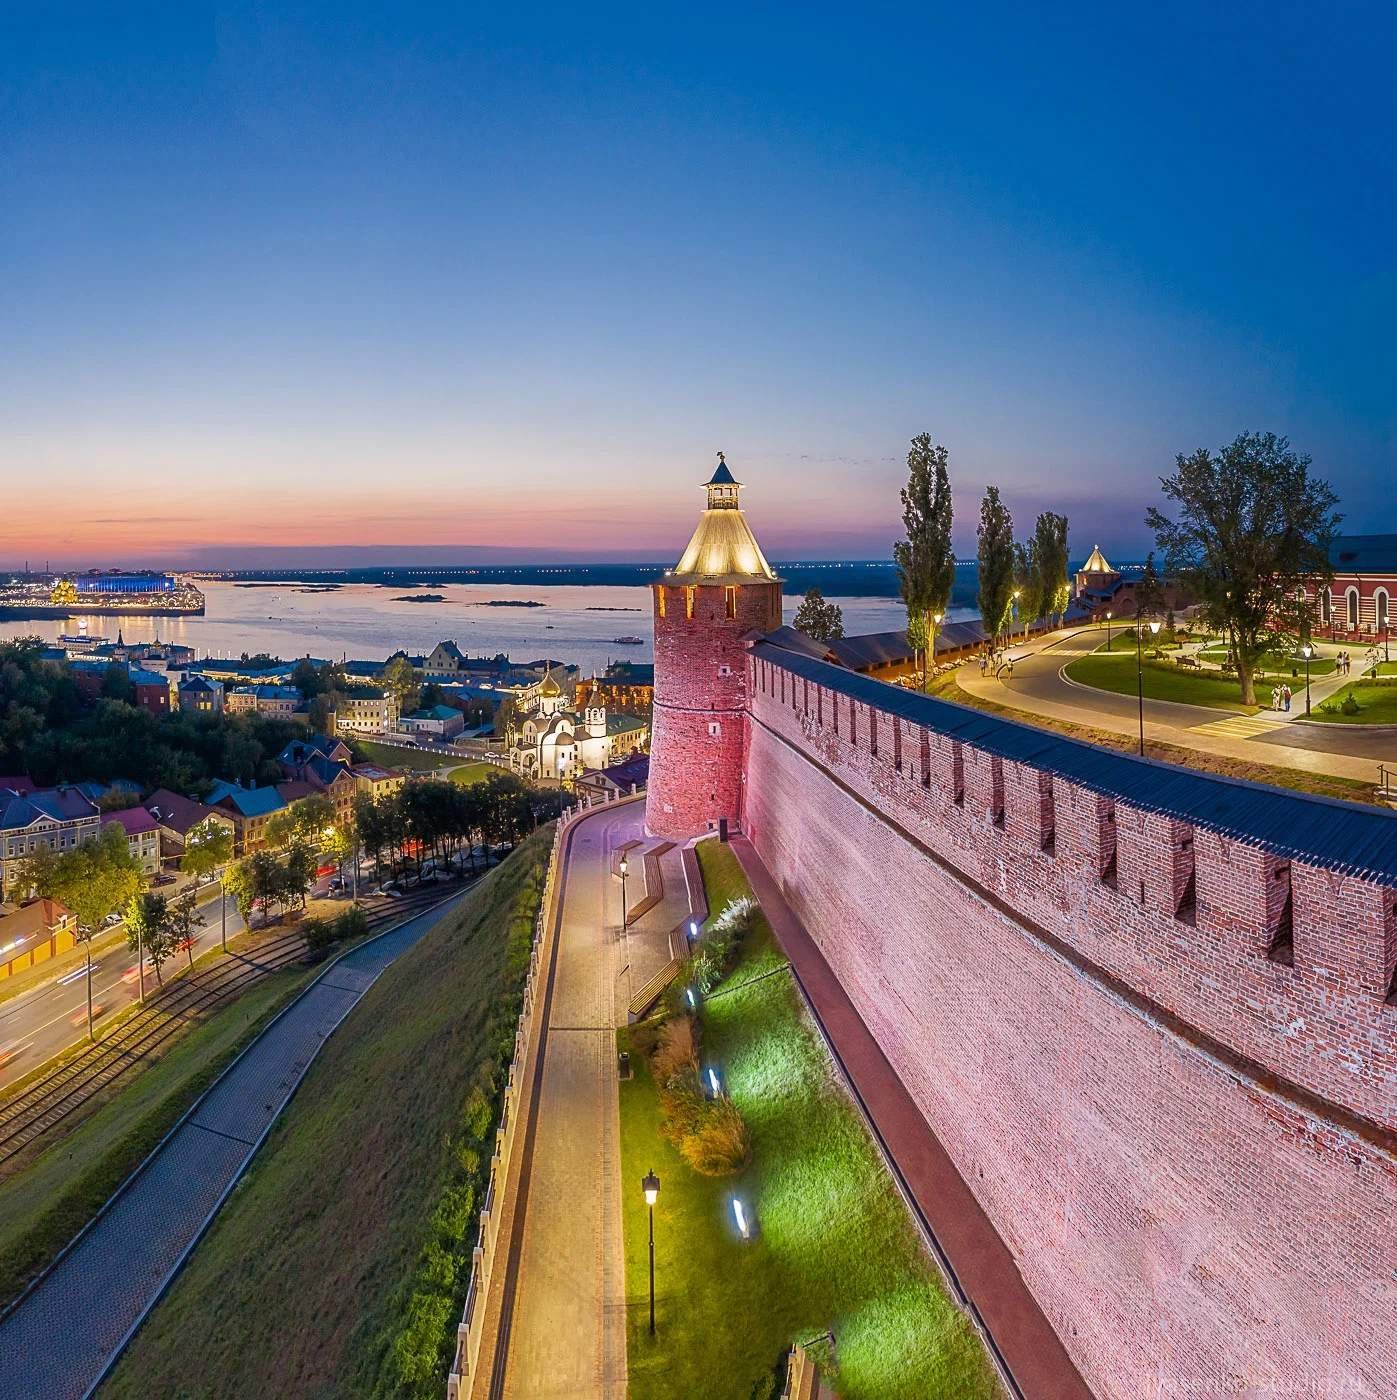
[929,610,943,687]
[1105,609,1114,651]
[618,853,629,931]
[642,1168,660,1335]
[1135,619,1161,756]
[1011,589,1021,643]
[1302,642,1313,714]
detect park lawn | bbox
[447,760,496,786]
[619,842,994,1400]
[1195,645,1338,677]
[0,961,317,1307]
[1066,647,1268,712]
[103,829,550,1400]
[352,738,459,771]
[1303,680,1397,725]
[1375,662,1397,677]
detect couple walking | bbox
[1271,683,1294,713]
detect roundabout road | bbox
[957,629,1395,785]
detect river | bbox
[0,580,946,677]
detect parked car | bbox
[103,912,123,927]
[152,873,176,887]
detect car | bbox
[121,964,141,988]
[152,873,176,887]
[72,1002,108,1028]
[0,1043,21,1071]
[175,936,195,954]
[103,912,123,927]
[328,877,346,892]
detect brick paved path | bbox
[500,804,633,1398]
[0,892,468,1400]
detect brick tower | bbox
[647,455,783,838]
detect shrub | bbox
[302,917,335,960]
[335,906,369,941]
[1341,693,1361,715]
[679,1098,752,1177]
[657,1069,706,1148]
[652,1014,699,1084]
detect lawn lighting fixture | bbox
[688,918,698,941]
[731,1197,751,1240]
[707,1067,721,1097]
[685,987,697,1009]
[642,1169,660,1335]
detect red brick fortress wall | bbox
[742,646,1397,1397]
[645,578,781,839]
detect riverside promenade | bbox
[0,888,474,1400]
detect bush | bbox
[652,1014,699,1084]
[678,1098,752,1177]
[302,917,335,960]
[657,1069,707,1149]
[1341,693,1361,715]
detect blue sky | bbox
[2,2,1392,566]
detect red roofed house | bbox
[103,808,163,877]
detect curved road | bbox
[960,629,1394,783]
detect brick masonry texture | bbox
[735,650,1395,1397]
[646,578,781,839]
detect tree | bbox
[893,434,956,688]
[226,850,280,927]
[380,654,420,716]
[792,588,845,643]
[52,823,143,1039]
[100,664,133,704]
[1031,513,1071,626]
[1136,552,1165,620]
[10,843,61,903]
[168,889,201,970]
[125,892,173,994]
[181,818,233,883]
[264,794,335,852]
[1012,542,1043,643]
[976,486,1016,646]
[1146,432,1339,705]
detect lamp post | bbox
[618,853,629,932]
[642,1168,660,1335]
[1136,619,1161,756]
[1302,642,1313,714]
[1105,609,1113,651]
[1011,589,1021,644]
[929,609,943,687]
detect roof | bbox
[278,736,348,767]
[0,786,100,831]
[410,705,460,721]
[179,675,222,692]
[127,668,169,687]
[596,753,650,788]
[1329,534,1397,575]
[602,661,654,685]
[103,807,159,837]
[431,640,465,663]
[144,789,226,835]
[539,669,562,697]
[829,631,916,670]
[751,642,1397,888]
[1080,545,1116,575]
[351,764,402,782]
[667,502,778,584]
[3,898,72,940]
[210,784,285,819]
[708,459,738,486]
[763,621,988,672]
[275,780,318,804]
[0,776,35,795]
[303,754,354,787]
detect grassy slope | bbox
[619,843,993,1400]
[352,739,459,771]
[447,760,496,785]
[0,964,317,1306]
[102,830,550,1400]
[1064,647,1268,712]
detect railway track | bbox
[0,885,451,1165]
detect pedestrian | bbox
[1283,684,1292,712]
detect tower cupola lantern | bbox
[706,452,741,509]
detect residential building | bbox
[1297,535,1397,641]
[399,704,466,740]
[351,763,406,801]
[574,754,650,804]
[178,674,224,714]
[128,667,173,715]
[423,640,468,680]
[334,687,399,736]
[0,786,101,896]
[143,790,235,869]
[208,783,286,854]
[103,807,162,877]
[0,898,77,981]
[225,684,303,717]
[576,661,654,715]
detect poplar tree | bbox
[1032,512,1071,625]
[1136,552,1165,619]
[1147,432,1338,705]
[893,433,956,687]
[977,486,1016,645]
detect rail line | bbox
[0,887,447,1164]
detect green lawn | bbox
[446,760,497,786]
[1195,645,1338,677]
[619,843,993,1400]
[0,963,316,1307]
[1066,647,1268,712]
[352,738,460,771]
[103,831,550,1400]
[1304,680,1397,725]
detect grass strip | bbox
[618,842,994,1400]
[102,829,550,1400]
[352,739,461,771]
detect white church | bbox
[507,669,648,784]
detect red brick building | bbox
[1298,534,1396,641]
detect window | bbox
[725,586,736,619]
[1347,587,1360,630]
[684,587,695,620]
[718,664,732,677]
[657,587,666,619]
[1377,589,1391,633]
[1266,864,1294,965]
[1321,589,1332,623]
[708,721,722,737]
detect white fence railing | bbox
[445,784,640,1399]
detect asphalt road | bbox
[0,887,245,1091]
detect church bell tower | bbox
[646,455,783,839]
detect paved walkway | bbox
[0,888,473,1400]
[498,803,636,1398]
[730,835,1092,1400]
[959,629,1393,784]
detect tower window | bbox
[708,721,722,737]
[685,587,695,620]
[725,586,736,619]
[657,587,666,619]
[718,664,732,677]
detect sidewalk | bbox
[731,835,1092,1400]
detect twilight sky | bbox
[3,3,1393,568]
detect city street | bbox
[0,887,244,1092]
